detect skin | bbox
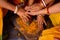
[0,0,55,30]
[25,0,54,29]
[0,0,34,23]
[25,0,54,12]
[26,2,60,29]
[28,0,34,6]
[27,2,60,15]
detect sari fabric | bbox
[39,26,60,40]
[0,7,3,40]
[49,13,60,26]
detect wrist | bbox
[8,4,16,12]
[43,8,50,15]
[38,8,47,15]
[14,6,18,14]
[14,4,23,14]
[46,7,50,15]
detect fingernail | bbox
[28,11,30,12]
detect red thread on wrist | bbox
[47,7,49,15]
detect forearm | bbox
[40,2,60,15]
[39,0,54,10]
[0,0,15,11]
[49,2,60,14]
[44,0,54,5]
[28,0,34,6]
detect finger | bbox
[25,6,29,10]
[20,15,28,23]
[28,6,37,12]
[30,7,40,12]
[37,16,43,26]
[20,16,26,22]
[43,19,47,26]
[25,6,37,12]
[22,17,28,23]
[37,21,44,30]
[39,16,47,26]
[23,15,29,22]
[25,13,31,18]
[38,21,44,30]
[26,14,31,18]
[22,18,27,23]
[25,6,31,11]
[28,0,34,6]
[43,17,47,26]
[26,12,33,15]
[28,12,38,15]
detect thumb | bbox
[43,19,47,26]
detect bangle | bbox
[42,0,46,7]
[14,6,18,14]
[14,3,24,14]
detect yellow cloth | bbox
[39,26,60,40]
[39,13,60,40]
[49,13,60,26]
[39,35,54,40]
[0,8,3,35]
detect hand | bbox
[37,15,47,30]
[17,8,30,23]
[25,3,41,12]
[27,8,47,15]
[26,11,40,16]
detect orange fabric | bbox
[49,13,60,26]
[0,7,3,35]
[16,16,42,35]
[39,26,60,40]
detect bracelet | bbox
[14,3,24,14]
[14,6,18,14]
[42,0,46,7]
[47,7,50,15]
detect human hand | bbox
[17,8,30,23]
[27,8,47,16]
[25,3,42,12]
[37,15,47,30]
